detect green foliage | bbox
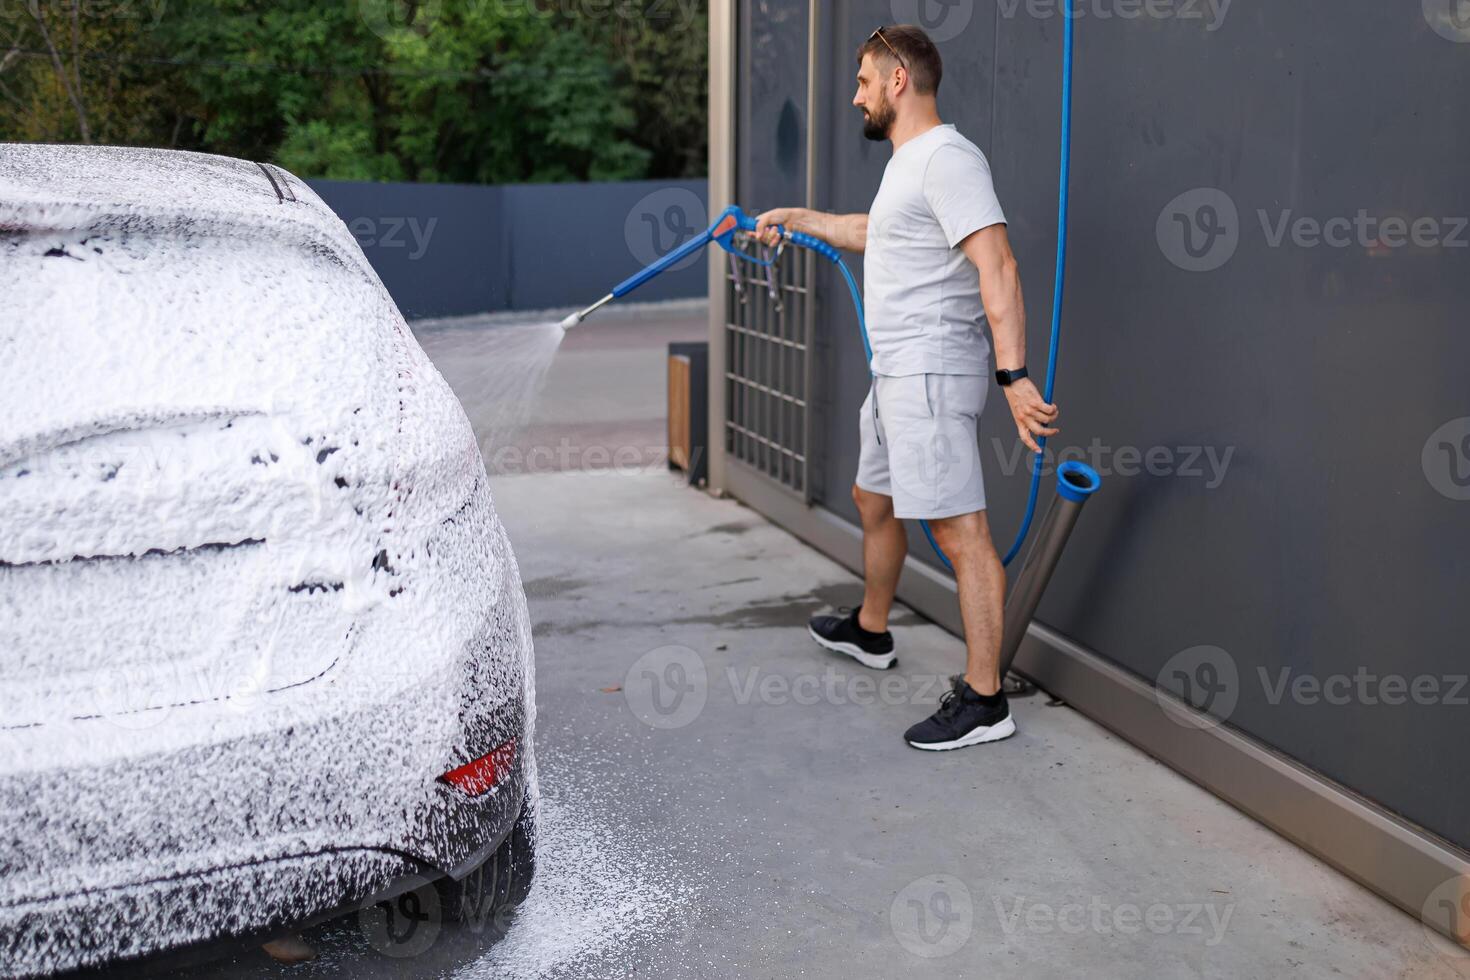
[0,0,707,184]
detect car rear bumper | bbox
[0,504,535,977]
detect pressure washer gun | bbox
[558,205,839,330]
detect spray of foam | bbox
[412,318,568,461]
[450,746,705,980]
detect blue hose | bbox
[1000,1,1074,567]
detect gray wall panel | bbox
[737,0,809,211]
[747,3,1469,849]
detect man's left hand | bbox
[1002,378,1059,453]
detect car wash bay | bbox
[172,302,1465,979]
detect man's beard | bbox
[861,94,895,141]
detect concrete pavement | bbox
[168,301,1468,979]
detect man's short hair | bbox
[857,24,943,96]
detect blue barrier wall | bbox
[307,177,709,319]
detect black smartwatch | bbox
[995,366,1029,387]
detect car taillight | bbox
[440,739,517,797]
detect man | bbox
[755,25,1058,751]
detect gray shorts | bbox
[856,373,988,520]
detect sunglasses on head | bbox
[868,26,908,71]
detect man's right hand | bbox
[755,207,808,247]
[755,209,868,253]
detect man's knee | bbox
[928,510,993,558]
[852,484,894,525]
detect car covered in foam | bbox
[0,144,536,975]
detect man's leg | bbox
[927,510,1005,696]
[807,384,904,670]
[852,484,908,633]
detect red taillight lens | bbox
[440,739,517,797]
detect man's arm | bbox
[959,224,1059,453]
[755,208,868,253]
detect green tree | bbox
[381,1,649,183]
[0,0,707,184]
[563,1,709,179]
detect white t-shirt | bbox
[864,124,1007,377]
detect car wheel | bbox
[436,792,536,935]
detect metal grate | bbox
[723,247,812,496]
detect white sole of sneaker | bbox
[906,714,1017,751]
[807,625,897,670]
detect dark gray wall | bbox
[308,178,709,319]
[740,1,1470,851]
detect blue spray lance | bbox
[559,205,819,329]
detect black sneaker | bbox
[807,606,896,670]
[904,676,1016,750]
